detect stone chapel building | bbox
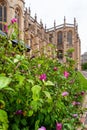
[0,0,81,69]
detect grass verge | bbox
[77,71,87,91]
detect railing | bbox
[46,23,74,32]
[29,16,35,23]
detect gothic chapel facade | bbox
[0,0,81,69]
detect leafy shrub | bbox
[81,62,87,70]
[0,19,85,130]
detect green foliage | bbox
[31,85,41,100]
[0,109,8,130]
[0,21,85,130]
[81,62,87,70]
[77,71,87,90]
[0,76,11,90]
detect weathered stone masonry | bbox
[0,0,81,69]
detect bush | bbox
[0,19,85,130]
[81,62,87,70]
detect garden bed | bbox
[0,19,86,130]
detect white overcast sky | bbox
[25,0,87,54]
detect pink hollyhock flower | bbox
[38,126,46,130]
[53,67,58,71]
[38,64,41,68]
[62,91,69,96]
[81,91,85,95]
[72,101,81,106]
[39,74,46,81]
[11,18,17,24]
[72,101,77,106]
[76,102,81,105]
[64,71,69,78]
[4,24,8,33]
[15,110,23,115]
[56,123,62,130]
[72,114,78,118]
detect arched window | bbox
[67,31,72,44]
[57,31,62,44]
[15,7,20,28]
[0,1,7,31]
[49,33,53,43]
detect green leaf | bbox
[35,120,40,130]
[0,100,5,108]
[4,87,15,92]
[0,76,11,90]
[5,57,14,64]
[13,55,25,63]
[0,109,8,129]
[44,81,54,86]
[15,74,25,86]
[63,123,72,130]
[27,79,34,85]
[43,91,51,99]
[21,119,27,126]
[11,124,20,130]
[13,58,19,63]
[43,91,52,102]
[31,85,41,100]
[28,110,33,117]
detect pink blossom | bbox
[4,24,8,33]
[56,123,62,130]
[38,126,46,130]
[62,91,69,96]
[72,101,81,106]
[38,64,41,68]
[39,74,46,81]
[53,67,58,71]
[72,101,77,106]
[72,114,78,118]
[15,110,23,115]
[81,91,85,95]
[76,102,81,105]
[64,71,69,78]
[11,18,17,24]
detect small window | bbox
[67,31,72,44]
[0,1,7,31]
[4,6,7,22]
[15,7,20,27]
[0,23,2,30]
[49,34,53,43]
[0,6,2,18]
[57,31,62,44]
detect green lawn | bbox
[77,71,87,91]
